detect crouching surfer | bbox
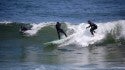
[86,20,98,36]
[20,26,28,32]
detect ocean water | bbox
[0,0,125,70]
[0,0,125,23]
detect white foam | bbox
[50,20,125,47]
[23,20,125,47]
[0,21,12,24]
[24,22,55,36]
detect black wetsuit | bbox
[87,22,97,35]
[20,26,28,32]
[56,22,67,39]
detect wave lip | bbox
[24,22,55,36]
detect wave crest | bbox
[0,20,125,47]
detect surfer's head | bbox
[57,22,59,24]
[88,20,91,24]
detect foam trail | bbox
[20,20,125,47]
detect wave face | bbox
[0,20,125,47]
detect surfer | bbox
[20,26,28,32]
[86,20,97,36]
[55,22,67,39]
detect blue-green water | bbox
[0,40,125,70]
[0,21,125,70]
[0,0,125,23]
[0,0,125,70]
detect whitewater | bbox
[20,20,125,47]
[0,20,125,70]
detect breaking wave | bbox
[0,20,125,47]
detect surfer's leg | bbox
[57,30,61,39]
[93,27,97,33]
[90,28,94,35]
[58,32,61,39]
[60,29,67,37]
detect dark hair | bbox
[88,20,91,22]
[88,20,91,24]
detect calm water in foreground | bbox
[0,43,125,70]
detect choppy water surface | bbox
[0,0,125,69]
[0,21,125,70]
[0,44,125,70]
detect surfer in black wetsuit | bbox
[86,20,97,36]
[55,22,67,39]
[20,26,28,32]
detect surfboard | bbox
[44,36,69,47]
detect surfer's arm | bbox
[86,26,90,29]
